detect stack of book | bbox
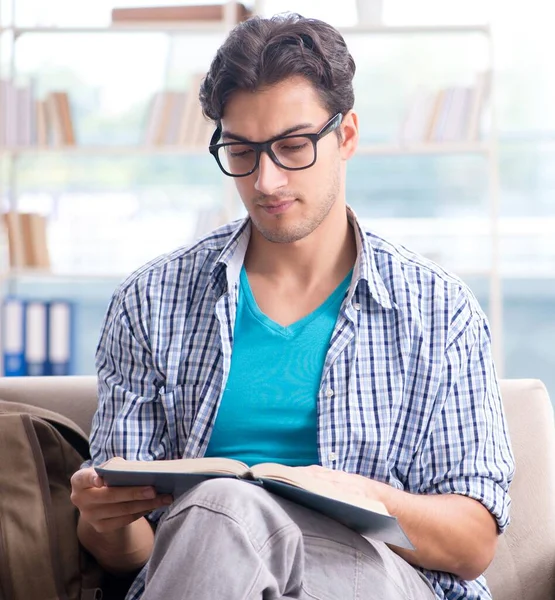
[144,73,213,147]
[2,212,51,270]
[111,3,252,24]
[398,71,491,144]
[0,81,76,147]
[1,297,74,376]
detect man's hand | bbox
[295,465,391,504]
[70,467,173,534]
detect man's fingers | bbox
[81,497,171,523]
[71,468,160,503]
[87,484,161,505]
[71,467,102,490]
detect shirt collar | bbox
[347,207,394,310]
[210,207,393,310]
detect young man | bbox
[71,13,514,600]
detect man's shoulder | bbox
[117,219,242,296]
[362,226,481,318]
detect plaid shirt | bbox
[89,209,515,600]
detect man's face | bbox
[219,76,347,244]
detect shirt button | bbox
[328,452,337,461]
[326,388,334,397]
[353,303,361,311]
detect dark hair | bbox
[199,13,356,123]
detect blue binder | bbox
[24,300,49,377]
[48,300,73,376]
[2,297,26,376]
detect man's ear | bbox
[339,110,359,160]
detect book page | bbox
[100,456,249,477]
[251,463,389,516]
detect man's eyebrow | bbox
[221,122,315,143]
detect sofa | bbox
[0,376,553,600]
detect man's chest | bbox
[153,299,442,488]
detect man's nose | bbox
[254,152,288,195]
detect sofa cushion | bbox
[485,379,555,600]
[0,376,97,436]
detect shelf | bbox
[1,23,492,37]
[7,22,229,36]
[0,142,490,158]
[0,145,210,157]
[0,270,128,281]
[357,142,491,156]
[3,267,554,281]
[366,216,555,236]
[337,24,490,36]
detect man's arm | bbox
[298,467,497,580]
[78,517,154,574]
[301,301,514,580]
[384,485,498,579]
[74,284,173,573]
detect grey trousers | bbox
[142,478,436,600]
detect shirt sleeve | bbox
[85,280,173,470]
[412,294,515,533]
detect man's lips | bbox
[258,199,296,215]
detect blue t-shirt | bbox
[205,267,352,467]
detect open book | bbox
[96,457,413,549]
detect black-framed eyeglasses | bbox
[208,112,343,178]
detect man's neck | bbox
[244,207,357,290]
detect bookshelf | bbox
[0,1,505,373]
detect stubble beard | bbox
[251,164,341,244]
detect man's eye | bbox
[279,142,308,152]
[229,147,253,158]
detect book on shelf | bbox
[466,70,492,142]
[20,213,51,269]
[0,81,76,148]
[45,91,76,146]
[111,4,252,24]
[3,212,27,269]
[144,73,213,148]
[398,70,492,145]
[2,212,51,270]
[97,457,414,549]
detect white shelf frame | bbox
[0,2,506,372]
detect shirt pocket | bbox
[159,383,201,458]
